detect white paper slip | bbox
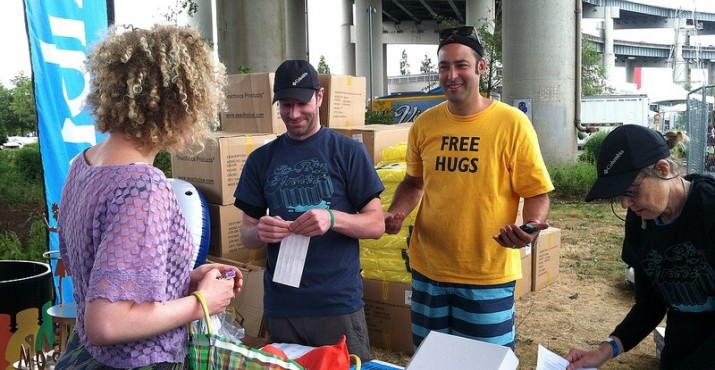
[273,233,310,287]
[536,344,596,370]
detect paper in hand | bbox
[536,344,596,370]
[273,233,310,287]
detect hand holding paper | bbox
[537,345,596,370]
[272,233,310,287]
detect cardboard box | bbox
[332,123,412,165]
[220,73,285,134]
[532,227,561,291]
[362,278,413,354]
[406,331,518,370]
[515,245,532,300]
[207,203,267,263]
[207,256,266,338]
[319,74,367,128]
[171,132,276,205]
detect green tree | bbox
[399,49,410,75]
[0,85,18,144]
[9,74,37,136]
[420,54,436,91]
[162,0,198,23]
[582,39,614,96]
[477,22,502,97]
[317,55,331,74]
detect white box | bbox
[406,331,518,370]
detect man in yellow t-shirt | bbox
[385,26,553,350]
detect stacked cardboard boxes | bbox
[206,203,266,263]
[515,245,532,300]
[220,73,284,134]
[332,123,412,165]
[207,256,266,338]
[532,227,561,291]
[318,74,367,128]
[219,73,367,133]
[362,278,414,354]
[171,132,275,263]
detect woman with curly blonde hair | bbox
[55,24,242,369]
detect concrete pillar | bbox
[186,0,215,50]
[672,22,688,84]
[341,0,356,74]
[625,58,635,85]
[355,0,384,101]
[307,0,354,74]
[708,61,715,85]
[216,0,307,74]
[602,7,617,82]
[466,0,495,32]
[502,0,576,164]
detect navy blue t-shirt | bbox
[234,127,384,317]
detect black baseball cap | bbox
[585,125,671,202]
[438,26,485,57]
[272,60,320,104]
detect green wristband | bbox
[327,208,335,229]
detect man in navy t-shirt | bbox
[234,60,384,361]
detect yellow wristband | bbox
[327,208,335,229]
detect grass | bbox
[550,200,626,281]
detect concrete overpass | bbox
[188,0,715,163]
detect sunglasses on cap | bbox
[439,26,479,43]
[438,26,484,57]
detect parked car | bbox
[2,141,24,150]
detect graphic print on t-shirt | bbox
[643,242,715,312]
[266,158,333,213]
[434,135,480,173]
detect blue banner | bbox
[24,0,108,304]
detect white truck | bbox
[579,94,651,148]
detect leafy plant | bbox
[14,143,43,182]
[578,130,608,165]
[582,39,614,96]
[154,151,173,178]
[399,49,410,76]
[0,147,43,204]
[0,231,24,259]
[419,54,436,91]
[317,56,331,74]
[547,162,597,200]
[365,109,395,125]
[477,22,502,97]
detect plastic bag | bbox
[191,310,246,343]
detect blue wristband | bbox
[603,337,621,358]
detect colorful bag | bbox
[186,291,304,370]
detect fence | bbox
[686,85,715,174]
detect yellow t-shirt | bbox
[407,100,553,285]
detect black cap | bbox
[585,125,671,202]
[437,26,485,57]
[272,60,320,104]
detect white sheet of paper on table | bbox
[536,344,596,370]
[273,233,310,287]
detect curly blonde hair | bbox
[86,24,225,154]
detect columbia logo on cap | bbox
[603,150,624,175]
[293,72,309,86]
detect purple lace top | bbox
[58,152,194,367]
